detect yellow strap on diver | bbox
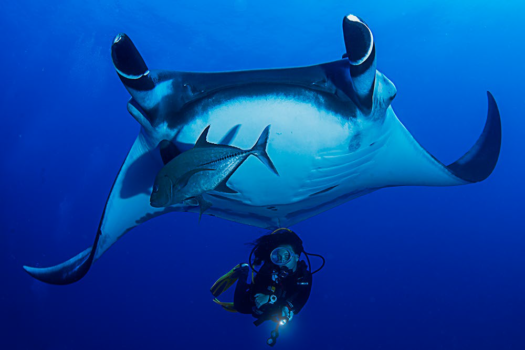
[270,227,293,235]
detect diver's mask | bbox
[270,247,297,267]
[270,247,298,280]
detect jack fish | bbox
[150,125,279,217]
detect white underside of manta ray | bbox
[24,14,501,285]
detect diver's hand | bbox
[282,306,294,322]
[254,293,270,308]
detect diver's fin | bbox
[251,125,279,176]
[210,263,247,297]
[195,195,212,221]
[194,126,213,148]
[213,298,237,313]
[159,140,182,165]
[219,124,241,145]
[177,168,215,189]
[214,181,238,194]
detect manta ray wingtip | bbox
[486,90,496,103]
[446,92,502,183]
[22,246,96,285]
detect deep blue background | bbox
[1,1,524,349]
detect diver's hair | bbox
[251,228,304,266]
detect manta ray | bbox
[23,14,501,285]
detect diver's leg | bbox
[233,265,253,314]
[210,263,248,297]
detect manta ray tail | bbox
[251,125,279,176]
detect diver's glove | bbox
[281,305,294,323]
[254,293,270,309]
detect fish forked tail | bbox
[251,125,279,176]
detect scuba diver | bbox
[210,228,325,346]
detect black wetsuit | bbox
[234,260,312,324]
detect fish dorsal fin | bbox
[195,126,212,148]
[214,181,238,194]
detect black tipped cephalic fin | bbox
[342,14,377,112]
[111,33,154,91]
[446,92,501,183]
[112,34,158,128]
[343,15,374,66]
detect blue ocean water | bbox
[1,1,524,349]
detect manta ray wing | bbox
[23,133,171,284]
[353,92,501,189]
